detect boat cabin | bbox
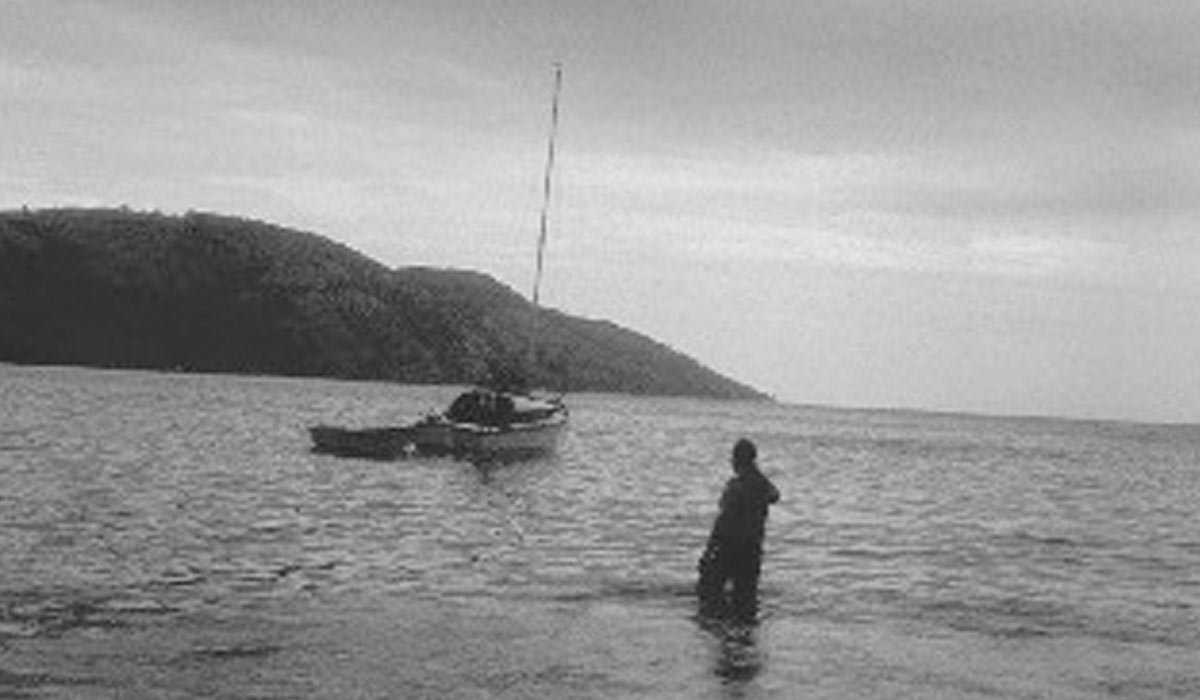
[445,389,560,427]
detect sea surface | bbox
[1,365,1198,699]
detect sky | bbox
[4,0,1200,423]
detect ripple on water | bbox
[3,368,1200,699]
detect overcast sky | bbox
[5,0,1200,422]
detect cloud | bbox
[546,0,1200,172]
[557,139,1183,286]
[674,214,1127,283]
[964,233,1125,279]
[854,150,1200,228]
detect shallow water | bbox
[1,365,1198,698]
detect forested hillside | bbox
[0,208,765,399]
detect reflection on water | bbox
[697,612,764,692]
[2,366,1200,699]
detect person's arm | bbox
[719,479,739,512]
[711,479,741,538]
[764,475,780,504]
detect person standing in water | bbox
[697,438,781,619]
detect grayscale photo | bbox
[2,1,1198,697]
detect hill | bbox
[0,208,766,400]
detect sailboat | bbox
[309,66,569,460]
[308,387,567,460]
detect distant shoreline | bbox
[0,208,766,401]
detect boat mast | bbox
[532,63,562,308]
[527,64,562,386]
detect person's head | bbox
[732,438,757,475]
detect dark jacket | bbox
[710,469,780,549]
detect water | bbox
[1,365,1198,699]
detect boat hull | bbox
[308,423,452,459]
[309,409,567,461]
[451,412,568,459]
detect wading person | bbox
[697,438,780,619]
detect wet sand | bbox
[6,591,1197,699]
